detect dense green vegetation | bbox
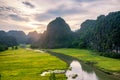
[50,49,120,73]
[1,11,119,58]
[0,30,40,51]
[0,11,119,79]
[32,11,120,58]
[0,31,17,51]
[74,11,120,58]
[0,49,67,80]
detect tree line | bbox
[0,11,119,58]
[0,31,17,51]
[31,11,120,58]
[74,11,120,58]
[0,30,39,51]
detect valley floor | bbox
[0,48,67,80]
[50,48,120,78]
[1,48,120,80]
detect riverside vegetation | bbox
[0,11,120,80]
[50,49,120,77]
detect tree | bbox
[0,31,18,51]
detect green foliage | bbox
[75,20,96,49]
[0,49,67,80]
[31,11,120,58]
[51,48,120,72]
[99,52,120,58]
[15,46,18,50]
[49,73,56,80]
[0,31,18,51]
[75,11,120,58]
[0,44,8,51]
[11,46,18,50]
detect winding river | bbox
[65,60,119,80]
[47,51,120,80]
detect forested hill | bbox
[7,30,27,44]
[32,11,120,58]
[0,31,17,51]
[74,11,120,58]
[0,11,119,58]
[32,17,74,48]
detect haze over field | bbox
[0,0,120,33]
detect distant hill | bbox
[7,30,27,44]
[32,17,73,48]
[0,30,17,51]
[0,11,119,58]
[31,11,120,58]
[27,31,39,44]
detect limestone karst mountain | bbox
[32,17,73,48]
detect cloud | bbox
[35,4,88,21]
[9,14,28,22]
[0,0,120,33]
[0,6,19,14]
[36,25,47,33]
[22,1,35,8]
[0,6,13,12]
[0,6,23,21]
[0,21,33,34]
[74,0,99,2]
[32,23,45,26]
[35,14,53,21]
[48,5,87,16]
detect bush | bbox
[0,44,8,51]
[99,52,120,58]
[49,73,56,80]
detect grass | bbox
[0,48,67,80]
[50,48,120,73]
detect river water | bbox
[46,51,120,80]
[65,60,119,80]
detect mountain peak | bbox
[47,17,71,32]
[55,17,63,20]
[54,17,65,22]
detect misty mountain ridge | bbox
[0,11,120,58]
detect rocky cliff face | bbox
[35,17,73,48]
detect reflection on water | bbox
[66,60,98,80]
[66,60,120,80]
[47,51,119,80]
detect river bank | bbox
[47,49,120,80]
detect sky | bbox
[0,0,120,34]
